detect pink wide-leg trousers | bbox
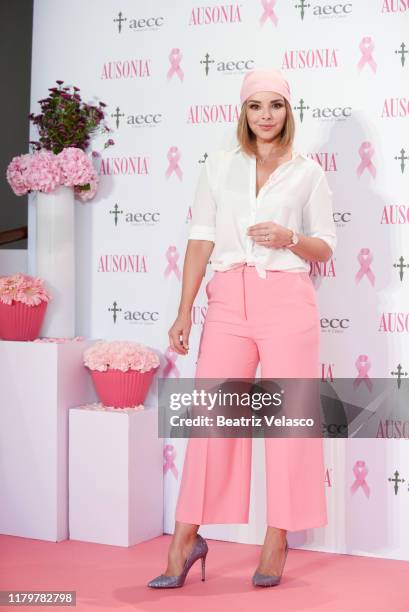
[174,263,328,531]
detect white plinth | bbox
[35,186,75,338]
[0,340,97,541]
[69,405,163,547]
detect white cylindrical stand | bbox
[36,185,75,337]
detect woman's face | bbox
[245,91,287,144]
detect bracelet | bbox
[287,230,299,247]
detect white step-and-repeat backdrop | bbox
[29,0,409,559]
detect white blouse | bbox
[188,146,337,279]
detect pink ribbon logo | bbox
[166,146,183,180]
[353,355,373,392]
[163,346,180,378]
[357,36,377,73]
[167,48,184,81]
[355,248,375,286]
[260,0,278,26]
[163,444,178,479]
[357,142,376,179]
[164,245,181,280]
[350,460,370,497]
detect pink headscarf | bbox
[240,68,291,105]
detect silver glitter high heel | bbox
[147,533,208,588]
[252,539,289,587]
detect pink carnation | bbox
[83,341,160,373]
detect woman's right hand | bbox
[168,312,192,355]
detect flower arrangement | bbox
[0,274,52,341]
[83,341,160,373]
[28,80,113,154]
[84,341,160,408]
[6,80,114,202]
[6,147,98,202]
[0,273,52,306]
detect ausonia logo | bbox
[295,1,353,20]
[381,97,409,118]
[99,157,149,176]
[282,48,339,69]
[101,60,151,79]
[310,259,336,277]
[113,12,164,33]
[191,305,208,325]
[189,4,242,25]
[187,104,240,124]
[294,98,352,122]
[97,255,148,273]
[306,152,338,171]
[200,52,254,75]
[378,312,409,333]
[381,0,409,14]
[321,362,335,383]
[108,301,159,325]
[111,106,162,129]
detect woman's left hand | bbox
[247,222,293,249]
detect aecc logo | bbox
[321,318,350,332]
[108,301,160,324]
[113,12,164,33]
[295,1,353,20]
[200,53,254,75]
[294,98,352,122]
[109,204,161,226]
[111,106,162,129]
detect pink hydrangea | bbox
[6,147,99,202]
[6,154,32,195]
[74,178,98,203]
[27,150,62,193]
[83,341,160,373]
[57,147,98,188]
[0,273,52,306]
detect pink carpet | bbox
[1,534,408,611]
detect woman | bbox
[148,68,336,589]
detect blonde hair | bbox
[236,98,295,157]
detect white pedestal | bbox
[69,405,163,547]
[0,340,97,541]
[35,186,75,338]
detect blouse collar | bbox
[232,144,305,162]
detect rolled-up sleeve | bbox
[302,172,337,254]
[188,160,217,242]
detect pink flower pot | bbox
[0,300,48,341]
[90,367,157,408]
